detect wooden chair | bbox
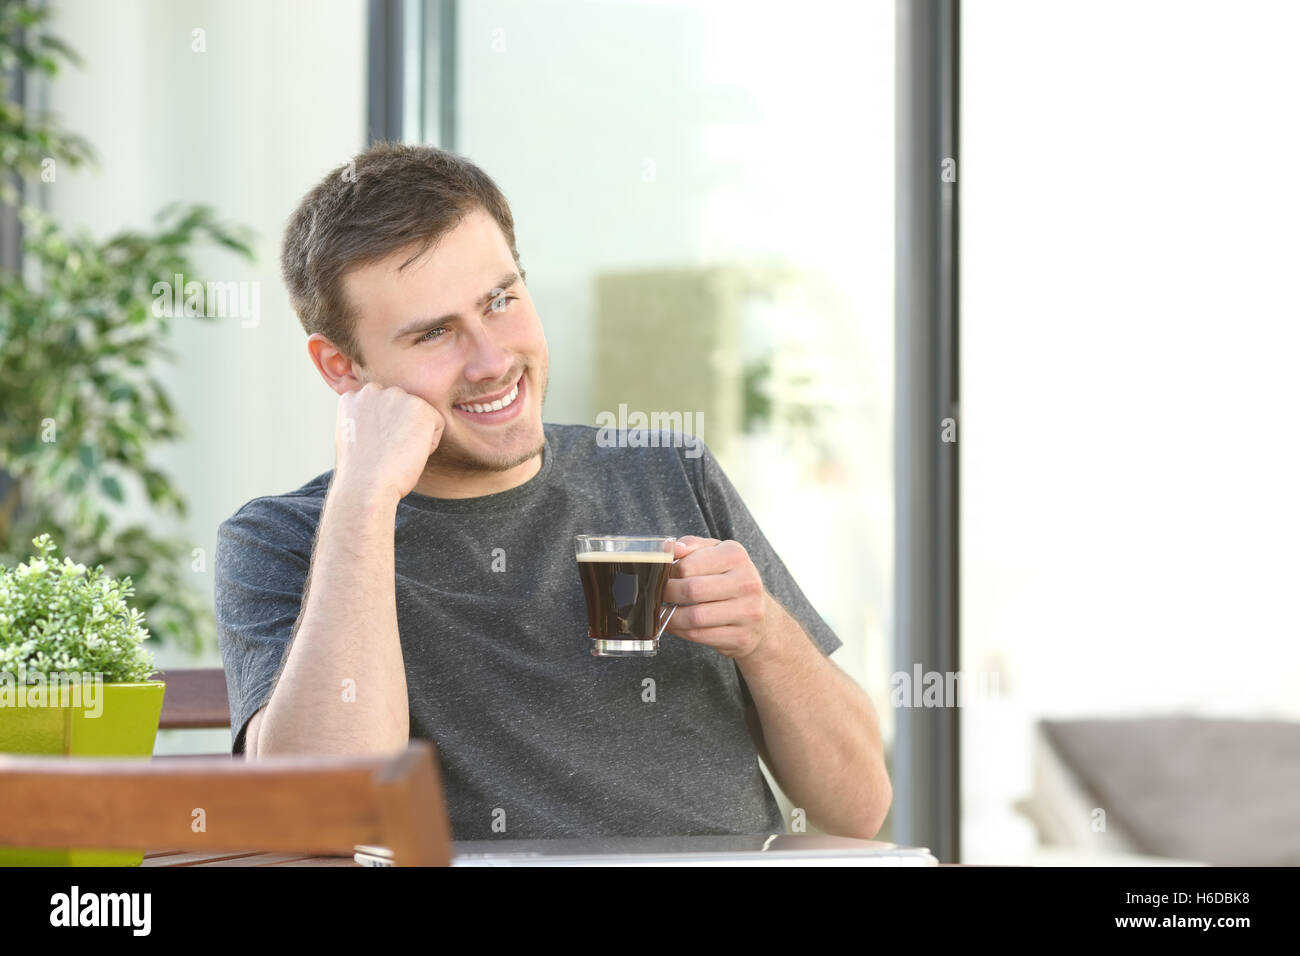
[0,740,453,866]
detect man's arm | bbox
[253,480,409,756]
[671,437,890,836]
[737,592,891,839]
[664,535,891,839]
[251,382,444,758]
[244,706,266,757]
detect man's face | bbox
[340,207,549,475]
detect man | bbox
[215,142,890,840]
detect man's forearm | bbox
[737,593,892,838]
[256,477,409,756]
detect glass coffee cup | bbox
[574,535,679,657]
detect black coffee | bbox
[577,552,672,639]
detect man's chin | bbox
[435,424,544,473]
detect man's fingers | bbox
[671,536,718,577]
[668,599,750,631]
[667,621,749,649]
[662,569,740,606]
[673,539,749,578]
[674,535,720,558]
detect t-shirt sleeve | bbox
[214,498,314,756]
[682,440,843,658]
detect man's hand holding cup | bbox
[662,535,772,661]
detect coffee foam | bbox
[576,551,674,563]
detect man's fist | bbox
[661,535,772,660]
[334,382,445,503]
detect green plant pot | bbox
[0,680,166,866]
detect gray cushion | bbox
[1041,717,1300,866]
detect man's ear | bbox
[306,332,365,395]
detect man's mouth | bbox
[452,372,525,419]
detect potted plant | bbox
[0,532,164,866]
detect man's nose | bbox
[461,315,513,382]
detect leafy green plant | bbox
[0,533,154,684]
[0,1,255,653]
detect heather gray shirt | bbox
[215,423,842,839]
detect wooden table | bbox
[144,849,359,866]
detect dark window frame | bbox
[894,0,961,863]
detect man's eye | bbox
[417,295,516,343]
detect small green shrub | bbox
[0,533,155,684]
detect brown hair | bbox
[281,141,526,367]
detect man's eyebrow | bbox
[391,272,520,341]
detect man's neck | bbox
[411,450,543,500]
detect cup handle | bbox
[655,557,681,640]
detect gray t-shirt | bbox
[215,423,842,839]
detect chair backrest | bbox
[152,668,230,729]
[0,740,453,866]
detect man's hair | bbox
[281,141,526,367]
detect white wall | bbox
[962,0,1300,861]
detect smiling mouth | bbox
[453,372,524,414]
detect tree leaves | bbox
[99,475,123,503]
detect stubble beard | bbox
[431,367,549,474]
[434,424,545,473]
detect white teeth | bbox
[457,382,519,414]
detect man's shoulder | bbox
[218,469,333,544]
